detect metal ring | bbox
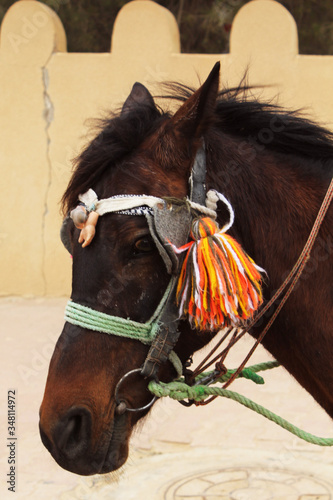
[114,368,157,413]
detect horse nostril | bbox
[53,407,92,459]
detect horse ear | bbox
[121,82,156,115]
[172,61,220,140]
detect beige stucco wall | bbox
[0,0,332,296]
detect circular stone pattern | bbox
[162,467,332,499]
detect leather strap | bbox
[141,143,207,379]
[140,295,181,379]
[189,140,206,206]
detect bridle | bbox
[62,143,220,411]
[61,143,333,413]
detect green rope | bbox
[196,360,281,386]
[148,361,333,447]
[65,301,158,344]
[64,278,176,345]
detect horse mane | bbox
[215,88,333,160]
[62,80,333,215]
[163,81,333,159]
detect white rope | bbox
[206,189,235,232]
[187,199,217,218]
[78,189,98,211]
[79,189,163,216]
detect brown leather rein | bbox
[184,176,333,405]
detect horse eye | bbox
[134,236,154,254]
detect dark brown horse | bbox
[39,63,333,476]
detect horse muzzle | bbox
[39,402,130,475]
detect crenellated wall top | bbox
[0,0,300,66]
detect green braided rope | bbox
[65,301,159,344]
[65,278,176,345]
[195,360,281,385]
[148,361,333,446]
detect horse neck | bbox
[205,130,330,289]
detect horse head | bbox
[39,64,224,475]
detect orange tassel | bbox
[174,217,264,331]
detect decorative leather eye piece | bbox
[134,236,154,254]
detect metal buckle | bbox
[114,368,157,414]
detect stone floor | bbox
[1,297,333,499]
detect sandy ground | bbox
[1,297,333,499]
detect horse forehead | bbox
[97,160,185,199]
